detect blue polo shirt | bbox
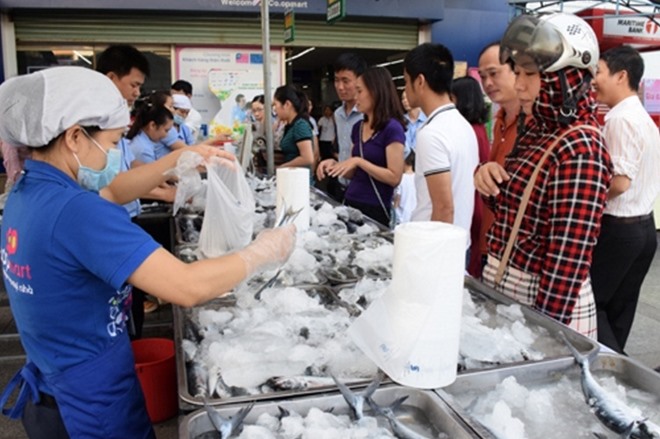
[155,126,181,160]
[1,160,160,377]
[177,123,195,146]
[129,131,158,165]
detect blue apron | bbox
[1,335,155,439]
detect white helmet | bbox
[500,13,599,76]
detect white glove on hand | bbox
[238,224,297,277]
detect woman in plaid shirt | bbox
[474,13,612,338]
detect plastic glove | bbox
[238,223,297,277]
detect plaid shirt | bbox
[485,68,612,324]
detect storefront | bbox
[0,0,449,129]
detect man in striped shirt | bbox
[590,45,660,354]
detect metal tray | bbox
[179,385,481,438]
[461,276,600,372]
[174,284,373,410]
[436,352,660,439]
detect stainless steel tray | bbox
[174,284,373,410]
[461,276,600,372]
[179,385,481,438]
[436,352,660,439]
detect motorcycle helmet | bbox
[500,12,599,76]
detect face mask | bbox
[73,130,122,192]
[173,114,186,126]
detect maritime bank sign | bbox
[604,16,660,40]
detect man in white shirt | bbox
[403,43,478,240]
[591,45,660,354]
[329,53,366,201]
[172,80,203,140]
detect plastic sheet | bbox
[198,157,255,257]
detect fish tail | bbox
[558,331,588,367]
[203,396,228,432]
[277,405,290,419]
[231,402,254,432]
[331,374,358,409]
[362,370,384,399]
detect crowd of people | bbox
[1,11,660,438]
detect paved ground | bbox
[1,237,659,438]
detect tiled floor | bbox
[1,237,660,438]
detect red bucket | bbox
[131,338,178,423]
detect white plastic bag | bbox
[199,157,256,257]
[172,151,206,215]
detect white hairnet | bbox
[172,94,192,110]
[0,66,129,148]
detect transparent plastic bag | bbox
[172,151,206,215]
[199,157,256,257]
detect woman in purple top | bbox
[317,67,406,226]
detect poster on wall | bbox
[175,46,283,137]
[643,79,660,114]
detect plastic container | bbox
[131,338,178,423]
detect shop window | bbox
[17,44,172,93]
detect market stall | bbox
[170,171,660,439]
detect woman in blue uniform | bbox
[172,94,196,145]
[127,96,175,165]
[0,67,296,439]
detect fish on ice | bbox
[560,332,660,439]
[331,371,383,420]
[203,396,254,439]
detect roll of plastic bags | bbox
[348,221,467,388]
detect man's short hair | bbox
[171,80,193,96]
[333,53,367,76]
[600,45,644,92]
[96,45,150,78]
[478,41,501,61]
[404,43,454,96]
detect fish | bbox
[184,318,203,344]
[266,375,336,391]
[367,395,434,439]
[331,371,383,420]
[203,396,254,439]
[560,332,660,439]
[187,361,208,398]
[208,365,249,399]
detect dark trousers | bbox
[590,214,657,353]
[129,212,174,340]
[313,176,345,203]
[22,395,69,439]
[319,141,335,161]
